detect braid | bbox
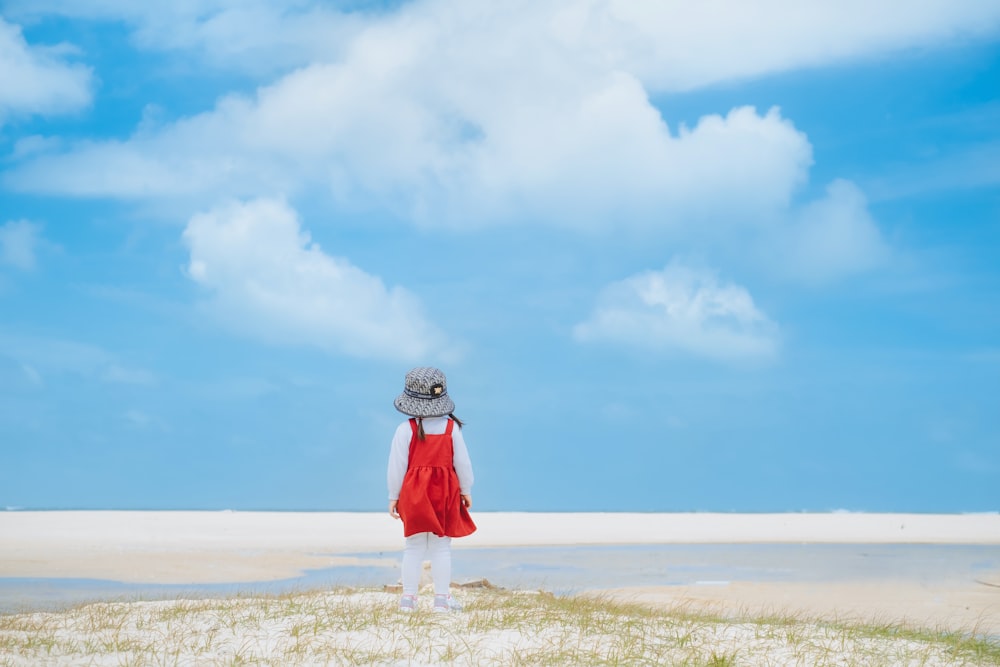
[417,414,462,439]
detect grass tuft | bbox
[0,586,996,666]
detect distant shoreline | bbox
[2,511,999,585]
[6,507,1000,514]
[3,511,999,635]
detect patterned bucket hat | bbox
[394,367,456,418]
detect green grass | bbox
[0,587,996,666]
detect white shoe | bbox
[399,595,417,612]
[433,594,462,613]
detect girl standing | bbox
[387,367,476,612]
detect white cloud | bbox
[3,93,813,230]
[866,139,1000,202]
[20,363,44,387]
[192,376,279,402]
[102,364,157,386]
[602,0,1000,92]
[0,332,156,384]
[0,17,92,124]
[777,180,889,284]
[574,262,779,363]
[0,220,41,270]
[9,0,999,86]
[3,0,364,76]
[182,198,453,361]
[4,0,985,281]
[123,409,167,430]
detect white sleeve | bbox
[452,425,474,496]
[387,422,411,500]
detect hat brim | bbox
[394,392,455,418]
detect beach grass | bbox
[1,587,997,666]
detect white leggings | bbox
[401,532,452,596]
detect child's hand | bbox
[461,494,472,509]
[389,500,400,519]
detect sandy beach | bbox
[2,511,999,635]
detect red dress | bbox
[397,418,476,538]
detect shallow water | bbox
[2,543,998,614]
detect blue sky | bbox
[1,1,998,512]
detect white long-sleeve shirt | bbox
[387,416,474,500]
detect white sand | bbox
[602,579,1000,636]
[2,511,999,635]
[0,589,986,667]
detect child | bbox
[387,367,476,612]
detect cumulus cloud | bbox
[574,262,779,363]
[0,17,92,124]
[3,94,812,230]
[778,180,889,284]
[182,198,452,361]
[4,0,983,281]
[0,220,41,270]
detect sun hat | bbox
[394,367,456,418]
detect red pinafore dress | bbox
[397,418,477,538]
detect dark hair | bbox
[416,413,463,440]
